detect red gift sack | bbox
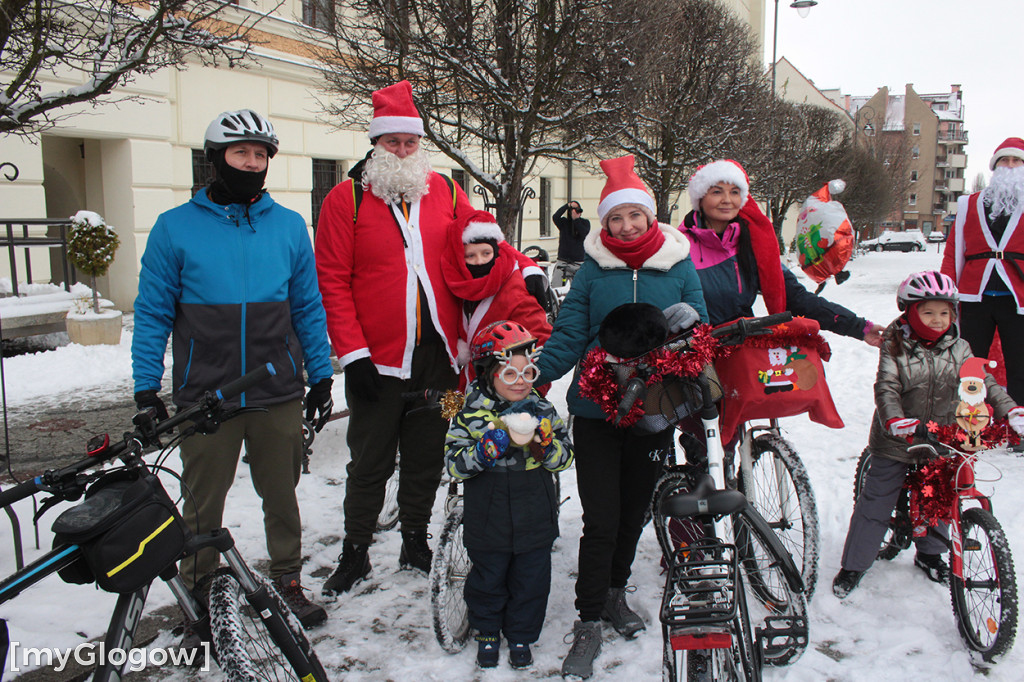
[715,317,844,440]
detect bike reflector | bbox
[670,630,732,650]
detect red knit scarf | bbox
[442,241,516,301]
[600,222,665,269]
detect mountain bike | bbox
[642,319,808,680]
[853,429,1018,662]
[0,364,328,681]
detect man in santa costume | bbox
[942,137,1024,403]
[314,81,481,596]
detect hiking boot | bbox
[914,552,949,584]
[322,540,371,598]
[601,587,645,638]
[476,633,500,668]
[399,528,433,574]
[561,620,602,679]
[831,568,864,599]
[273,572,328,629]
[508,641,533,669]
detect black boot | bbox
[322,540,371,598]
[398,528,432,574]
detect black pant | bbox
[343,340,458,545]
[572,417,671,621]
[959,296,1024,404]
[465,545,552,643]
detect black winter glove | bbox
[304,378,334,432]
[345,358,383,403]
[524,273,552,313]
[134,390,169,422]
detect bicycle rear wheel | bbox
[732,511,808,666]
[853,448,911,561]
[951,507,1018,661]
[740,433,818,600]
[208,569,328,682]
[431,504,472,653]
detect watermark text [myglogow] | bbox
[7,641,212,673]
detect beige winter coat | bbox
[869,319,1017,463]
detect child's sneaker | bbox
[831,568,864,599]
[508,641,532,669]
[914,552,949,584]
[476,633,500,668]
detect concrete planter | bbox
[66,311,123,346]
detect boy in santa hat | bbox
[833,270,1024,599]
[680,159,884,346]
[942,137,1024,404]
[441,208,552,389]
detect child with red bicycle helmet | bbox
[833,270,1024,599]
[446,320,573,669]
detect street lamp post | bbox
[771,0,818,96]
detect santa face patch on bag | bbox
[716,317,843,440]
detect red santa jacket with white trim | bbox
[941,192,1024,313]
[315,173,474,377]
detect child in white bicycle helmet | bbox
[445,320,573,669]
[833,270,1024,599]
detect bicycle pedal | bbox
[756,615,808,659]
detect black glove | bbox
[134,390,169,422]
[524,273,552,313]
[345,358,383,403]
[304,378,334,432]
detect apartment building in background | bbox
[846,84,967,237]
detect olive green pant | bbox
[178,398,303,590]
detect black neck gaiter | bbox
[208,151,268,205]
[466,260,496,279]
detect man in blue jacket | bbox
[131,110,335,633]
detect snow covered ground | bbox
[1,250,1023,680]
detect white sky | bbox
[769,0,1016,188]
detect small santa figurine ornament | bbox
[955,357,997,450]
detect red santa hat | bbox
[989,137,1024,171]
[457,209,505,244]
[960,357,997,381]
[687,159,750,209]
[597,155,657,226]
[367,81,425,140]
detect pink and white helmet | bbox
[896,270,959,311]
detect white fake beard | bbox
[363,145,433,205]
[958,385,985,406]
[983,165,1024,217]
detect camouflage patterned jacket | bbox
[445,382,573,552]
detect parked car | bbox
[859,229,928,252]
[926,231,947,243]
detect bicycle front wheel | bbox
[652,470,699,561]
[951,507,1018,661]
[431,504,472,653]
[733,511,808,666]
[740,433,819,600]
[208,570,328,682]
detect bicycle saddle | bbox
[659,474,746,519]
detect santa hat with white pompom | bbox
[959,356,997,382]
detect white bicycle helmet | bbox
[896,270,959,311]
[204,110,279,159]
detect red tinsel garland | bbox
[731,325,833,362]
[578,324,725,427]
[908,419,1020,529]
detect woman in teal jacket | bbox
[537,156,706,679]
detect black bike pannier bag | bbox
[51,469,190,593]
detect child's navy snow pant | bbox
[841,453,947,572]
[465,544,553,643]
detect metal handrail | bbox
[0,219,76,297]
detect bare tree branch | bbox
[1,0,265,135]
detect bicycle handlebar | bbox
[663,312,794,354]
[0,363,277,510]
[400,389,448,404]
